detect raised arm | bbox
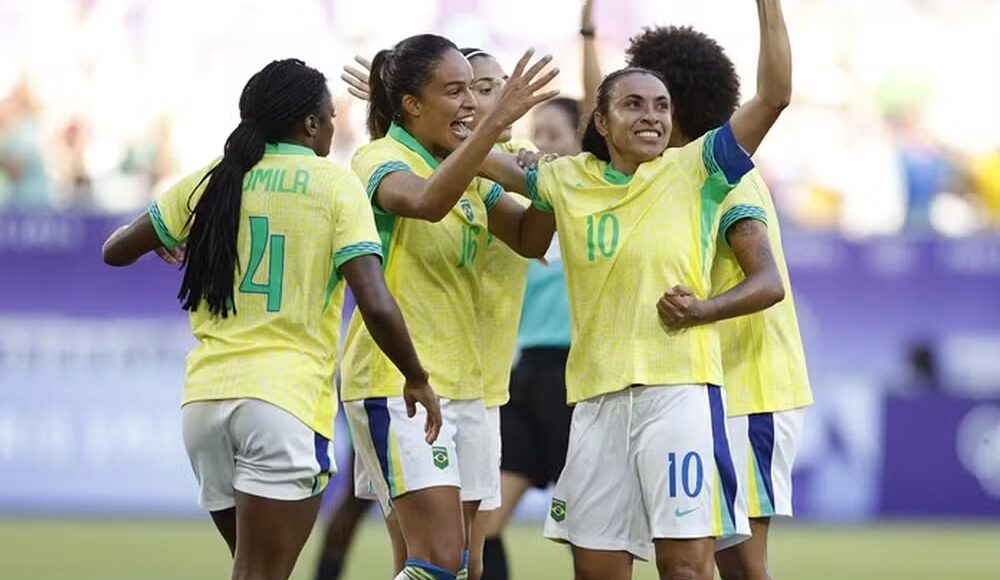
[580,0,602,125]
[729,0,792,155]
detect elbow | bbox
[412,200,450,223]
[764,278,785,307]
[102,242,129,267]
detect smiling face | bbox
[595,72,672,167]
[402,48,477,152]
[467,54,512,142]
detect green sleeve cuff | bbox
[148,202,181,249]
[525,168,553,213]
[484,183,503,211]
[365,161,412,200]
[334,241,384,271]
[719,204,768,246]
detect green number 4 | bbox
[239,216,285,312]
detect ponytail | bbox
[178,119,266,317]
[367,49,396,139]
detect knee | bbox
[657,559,712,580]
[421,532,466,574]
[718,562,770,580]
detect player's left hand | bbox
[341,55,372,101]
[153,245,185,265]
[657,285,707,329]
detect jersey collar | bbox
[388,123,440,169]
[264,142,317,156]
[603,163,633,185]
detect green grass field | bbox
[1,519,998,579]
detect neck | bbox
[607,151,639,176]
[281,135,313,150]
[401,121,439,158]
[667,129,693,149]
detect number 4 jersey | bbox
[148,142,382,437]
[527,123,756,404]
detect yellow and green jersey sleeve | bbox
[711,171,813,415]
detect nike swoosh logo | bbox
[674,507,700,518]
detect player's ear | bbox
[401,94,421,119]
[595,111,609,139]
[303,113,320,138]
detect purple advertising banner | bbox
[880,395,1000,518]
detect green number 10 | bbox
[239,216,285,312]
[586,213,619,262]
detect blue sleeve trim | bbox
[484,182,503,211]
[719,204,768,246]
[706,123,754,186]
[365,161,412,200]
[525,168,553,213]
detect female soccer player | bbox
[627,22,813,580]
[456,46,534,580]
[336,46,539,580]
[477,2,793,578]
[101,59,441,580]
[338,35,557,580]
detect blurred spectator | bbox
[888,110,957,232]
[0,80,49,209]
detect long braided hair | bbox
[178,58,327,317]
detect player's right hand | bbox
[403,377,442,444]
[341,55,372,102]
[154,245,185,265]
[487,49,560,129]
[516,149,558,169]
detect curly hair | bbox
[626,25,741,142]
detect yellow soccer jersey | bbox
[341,123,503,402]
[479,139,537,408]
[528,124,753,404]
[148,142,383,437]
[711,170,813,415]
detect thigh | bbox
[715,517,771,580]
[181,401,238,512]
[654,538,716,580]
[571,546,634,580]
[543,393,650,560]
[449,399,495,504]
[634,386,747,547]
[210,508,237,557]
[344,397,461,516]
[231,490,323,580]
[230,399,334,503]
[478,405,503,512]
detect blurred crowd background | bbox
[3,0,1000,236]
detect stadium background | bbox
[1,0,999,578]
